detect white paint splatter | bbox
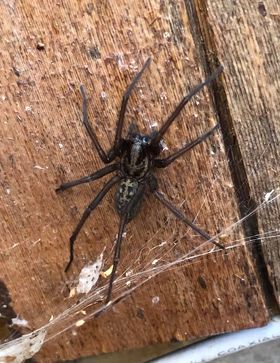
[25,106,32,113]
[100,91,108,100]
[152,296,160,304]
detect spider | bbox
[56,58,225,303]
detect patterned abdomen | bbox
[115,178,143,221]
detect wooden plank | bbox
[0,0,269,361]
[193,0,280,306]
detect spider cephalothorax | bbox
[56,58,225,302]
[121,131,152,178]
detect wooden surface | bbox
[199,0,280,306]
[0,0,278,361]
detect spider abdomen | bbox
[115,178,143,221]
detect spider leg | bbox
[80,85,112,164]
[111,57,151,155]
[56,163,118,192]
[106,182,146,302]
[65,175,120,272]
[154,124,219,168]
[152,189,225,250]
[80,58,151,163]
[106,215,127,303]
[150,65,223,147]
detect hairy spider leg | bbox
[106,216,127,303]
[80,85,110,164]
[56,163,119,192]
[65,175,120,272]
[150,65,223,147]
[80,57,151,164]
[152,190,225,250]
[154,124,220,168]
[112,57,151,153]
[106,182,146,302]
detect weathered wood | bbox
[0,0,274,361]
[193,0,280,306]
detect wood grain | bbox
[193,0,280,306]
[0,0,273,361]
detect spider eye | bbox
[142,136,149,144]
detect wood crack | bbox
[184,0,278,312]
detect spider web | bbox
[0,138,279,361]
[0,188,278,361]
